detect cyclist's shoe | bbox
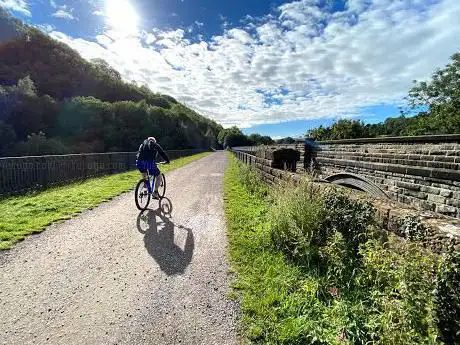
[152,191,160,200]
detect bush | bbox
[12,132,69,156]
[435,251,460,344]
[270,179,374,269]
[360,239,440,344]
[270,177,328,267]
[322,192,374,255]
[237,161,269,198]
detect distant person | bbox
[136,137,170,199]
[304,136,319,173]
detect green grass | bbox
[224,154,314,344]
[0,152,210,250]
[224,154,441,345]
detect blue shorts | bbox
[136,160,160,177]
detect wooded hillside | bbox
[0,9,222,156]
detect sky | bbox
[1,0,460,138]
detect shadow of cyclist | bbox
[136,198,194,276]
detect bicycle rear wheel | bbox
[157,173,166,198]
[135,179,151,210]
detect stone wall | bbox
[233,149,460,254]
[235,134,460,218]
[317,135,460,218]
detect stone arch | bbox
[324,172,389,200]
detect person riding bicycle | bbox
[136,137,170,199]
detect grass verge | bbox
[224,154,456,345]
[0,152,210,250]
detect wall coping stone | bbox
[319,134,460,145]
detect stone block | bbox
[432,169,460,181]
[387,164,408,175]
[436,204,457,215]
[384,179,396,186]
[426,161,455,170]
[420,154,435,161]
[420,201,436,212]
[427,194,447,204]
[405,166,433,178]
[397,195,411,204]
[440,189,453,198]
[420,185,441,195]
[447,199,460,208]
[429,150,447,155]
[396,181,420,191]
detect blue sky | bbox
[2,0,460,138]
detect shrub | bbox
[237,161,269,198]
[360,239,440,344]
[270,179,374,269]
[322,192,374,255]
[400,215,429,242]
[270,178,328,267]
[435,251,460,344]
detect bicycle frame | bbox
[144,161,166,194]
[145,171,156,194]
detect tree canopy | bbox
[217,126,274,148]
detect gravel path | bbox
[0,152,239,345]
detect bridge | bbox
[232,135,460,253]
[234,134,460,218]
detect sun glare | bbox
[105,0,139,36]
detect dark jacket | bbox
[137,139,170,162]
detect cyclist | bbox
[136,137,170,199]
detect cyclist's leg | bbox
[149,162,161,192]
[136,160,148,180]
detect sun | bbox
[105,0,139,36]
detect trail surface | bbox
[0,152,239,345]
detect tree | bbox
[17,75,37,96]
[407,53,460,134]
[13,131,68,156]
[224,133,250,148]
[0,120,16,154]
[276,137,296,144]
[91,58,122,81]
[248,133,275,146]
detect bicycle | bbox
[134,162,167,210]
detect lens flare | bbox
[105,0,139,36]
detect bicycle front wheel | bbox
[157,173,166,198]
[135,179,151,210]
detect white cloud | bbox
[50,0,460,128]
[36,23,55,33]
[227,28,253,44]
[0,0,31,16]
[92,10,104,16]
[52,8,75,20]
